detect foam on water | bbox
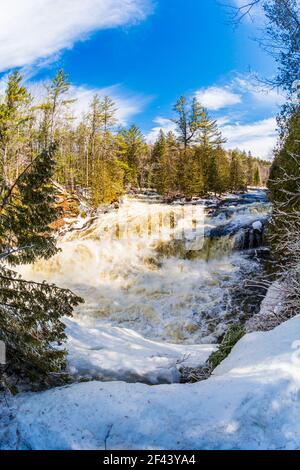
[18,191,271,344]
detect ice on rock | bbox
[252,221,263,231]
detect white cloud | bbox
[220,117,277,159]
[233,75,286,107]
[196,87,241,110]
[146,117,177,143]
[70,85,150,125]
[0,0,152,71]
[194,74,283,158]
[24,80,148,125]
[146,115,277,159]
[196,74,286,113]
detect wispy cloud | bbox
[232,74,286,108]
[0,0,153,72]
[146,117,177,143]
[20,78,148,126]
[221,117,277,159]
[146,73,280,158]
[70,84,151,125]
[196,73,283,158]
[196,87,241,110]
[146,114,277,159]
[196,73,285,113]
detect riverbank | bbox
[3,189,293,450]
[1,189,266,391]
[2,310,300,450]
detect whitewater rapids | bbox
[18,190,271,346]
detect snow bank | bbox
[256,281,283,317]
[252,220,263,231]
[246,281,284,332]
[65,318,216,384]
[4,314,300,450]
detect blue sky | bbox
[0,0,284,159]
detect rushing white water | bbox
[19,190,271,345]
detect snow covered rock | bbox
[65,318,216,384]
[4,314,300,450]
[246,281,284,332]
[252,220,263,231]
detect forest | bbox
[1,0,300,454]
[0,70,270,208]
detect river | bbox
[19,189,271,348]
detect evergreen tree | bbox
[268,108,300,207]
[197,109,227,148]
[85,95,124,205]
[207,146,230,195]
[0,72,33,184]
[119,125,146,187]
[173,96,226,149]
[180,148,204,198]
[152,130,177,195]
[246,152,254,186]
[229,150,247,191]
[152,130,168,193]
[47,69,72,142]
[253,166,261,186]
[0,145,82,388]
[206,153,219,195]
[173,96,205,148]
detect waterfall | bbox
[18,190,271,344]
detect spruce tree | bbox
[173,96,206,148]
[229,150,247,191]
[119,125,146,188]
[152,130,168,194]
[0,71,33,184]
[246,152,254,186]
[205,147,229,195]
[47,69,72,142]
[268,108,300,207]
[85,95,124,205]
[0,144,82,389]
[253,166,261,186]
[152,130,178,196]
[197,109,226,148]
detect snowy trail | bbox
[3,314,300,450]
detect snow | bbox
[246,281,284,332]
[65,317,216,384]
[1,189,283,449]
[18,190,270,345]
[257,281,283,317]
[252,220,263,231]
[3,314,300,450]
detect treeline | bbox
[0,70,270,207]
[151,129,269,198]
[251,0,300,331]
[268,106,300,207]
